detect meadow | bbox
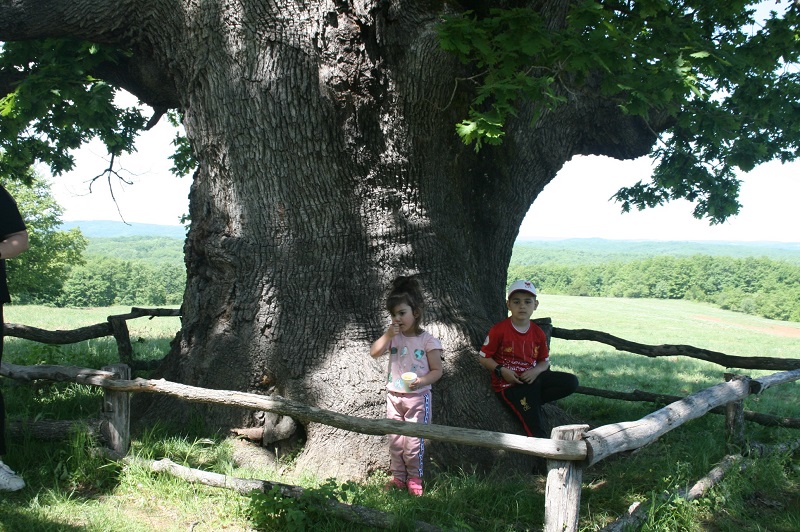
[0,297,798,531]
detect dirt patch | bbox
[693,315,800,338]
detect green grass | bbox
[1,298,799,531]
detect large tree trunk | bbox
[0,0,656,479]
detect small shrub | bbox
[248,478,360,531]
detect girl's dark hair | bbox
[385,275,425,331]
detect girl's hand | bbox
[388,323,400,337]
[408,377,420,390]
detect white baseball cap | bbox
[507,279,537,299]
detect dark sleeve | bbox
[0,185,26,238]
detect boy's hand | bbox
[501,367,523,385]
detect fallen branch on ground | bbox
[600,438,800,532]
[125,456,441,531]
[601,454,744,532]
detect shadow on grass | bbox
[0,503,86,531]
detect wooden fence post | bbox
[545,424,589,532]
[108,317,133,365]
[724,373,747,451]
[101,363,131,457]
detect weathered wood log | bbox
[584,377,752,466]
[552,327,800,371]
[544,425,588,532]
[3,307,179,345]
[111,307,181,319]
[578,385,800,429]
[108,318,133,365]
[724,374,747,451]
[102,364,131,457]
[1,362,586,460]
[749,368,800,394]
[6,418,104,442]
[3,322,112,344]
[600,501,646,532]
[126,456,440,531]
[684,454,742,500]
[1,362,115,382]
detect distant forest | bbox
[55,236,186,307]
[510,240,800,322]
[34,229,800,324]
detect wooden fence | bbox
[2,309,799,531]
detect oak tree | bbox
[0,1,796,478]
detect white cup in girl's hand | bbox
[401,372,417,391]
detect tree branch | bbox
[0,0,126,41]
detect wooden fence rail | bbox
[552,325,800,371]
[0,362,586,460]
[3,309,800,531]
[2,360,799,531]
[4,307,180,367]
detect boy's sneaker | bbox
[407,477,423,496]
[383,477,407,491]
[0,461,25,492]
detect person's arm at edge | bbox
[0,230,29,259]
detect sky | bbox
[46,118,799,243]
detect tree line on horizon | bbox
[23,236,800,324]
[509,252,800,323]
[3,177,185,308]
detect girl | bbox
[370,275,443,496]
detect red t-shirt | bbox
[479,318,549,391]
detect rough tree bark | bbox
[0,1,660,479]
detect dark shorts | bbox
[497,369,579,438]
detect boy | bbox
[478,280,578,438]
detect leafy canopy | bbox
[0,40,145,181]
[0,39,193,184]
[437,1,800,222]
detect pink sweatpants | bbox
[386,390,431,481]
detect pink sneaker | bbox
[407,477,423,496]
[383,477,406,491]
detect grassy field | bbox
[1,299,799,531]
